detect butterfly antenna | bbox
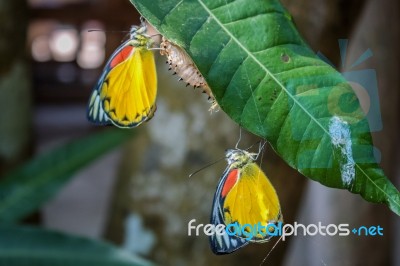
[235,126,242,149]
[259,230,284,266]
[189,156,225,178]
[87,29,130,33]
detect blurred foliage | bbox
[0,129,133,223]
[0,224,152,266]
[0,129,154,265]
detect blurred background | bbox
[0,0,399,265]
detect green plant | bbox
[130,0,400,215]
[0,129,151,265]
[0,129,133,223]
[0,224,151,266]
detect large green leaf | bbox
[130,0,400,215]
[0,224,151,266]
[0,129,134,223]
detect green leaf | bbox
[0,224,151,266]
[0,129,134,223]
[130,0,400,215]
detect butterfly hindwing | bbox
[222,161,282,242]
[87,85,110,125]
[209,168,249,254]
[101,46,156,128]
[87,24,157,128]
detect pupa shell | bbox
[160,37,218,111]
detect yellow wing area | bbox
[101,47,157,128]
[223,162,281,239]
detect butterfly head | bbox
[128,21,152,47]
[225,149,257,169]
[129,22,146,37]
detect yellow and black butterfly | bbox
[210,148,282,254]
[87,19,157,128]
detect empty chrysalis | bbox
[160,37,219,111]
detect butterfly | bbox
[87,19,157,128]
[159,37,218,111]
[209,148,282,254]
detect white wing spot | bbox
[99,103,105,122]
[93,95,100,119]
[222,231,231,249]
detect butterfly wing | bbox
[209,168,249,255]
[223,162,282,242]
[87,40,157,128]
[87,79,110,125]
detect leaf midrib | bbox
[195,0,399,209]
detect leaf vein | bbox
[188,16,212,49]
[195,0,400,209]
[223,11,286,26]
[252,43,304,54]
[240,74,266,121]
[219,54,249,101]
[160,0,184,25]
[209,0,237,11]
